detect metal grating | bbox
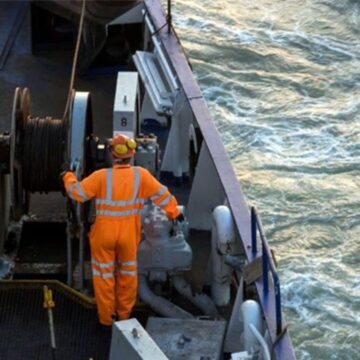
[0,281,110,360]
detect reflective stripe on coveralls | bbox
[118,259,137,276]
[91,259,114,268]
[92,270,114,279]
[91,258,137,277]
[63,165,180,325]
[67,182,89,201]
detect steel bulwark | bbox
[144,1,295,358]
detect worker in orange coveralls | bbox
[61,134,182,327]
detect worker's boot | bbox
[96,323,112,353]
[111,313,118,323]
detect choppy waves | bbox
[174,0,360,358]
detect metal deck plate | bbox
[146,317,226,360]
[0,281,109,360]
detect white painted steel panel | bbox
[109,318,168,360]
[113,72,139,136]
[146,317,226,360]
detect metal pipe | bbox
[262,242,269,293]
[138,275,193,319]
[172,276,218,318]
[48,308,56,360]
[251,206,257,257]
[143,19,150,51]
[78,219,84,291]
[66,221,72,286]
[143,12,179,91]
[167,0,172,33]
[249,324,271,360]
[43,286,57,360]
[253,208,283,335]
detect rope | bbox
[22,117,66,192]
[63,0,87,120]
[151,21,168,37]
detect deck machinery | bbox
[0,1,295,359]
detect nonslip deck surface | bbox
[0,282,110,360]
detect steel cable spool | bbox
[22,116,67,193]
[1,86,93,237]
[1,84,94,283]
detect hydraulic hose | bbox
[172,276,218,318]
[138,275,193,319]
[249,324,271,360]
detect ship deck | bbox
[0,2,211,358]
[0,1,296,359]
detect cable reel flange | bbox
[67,91,93,223]
[0,174,10,255]
[10,87,30,220]
[1,87,28,248]
[68,91,93,179]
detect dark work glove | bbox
[59,161,71,179]
[175,213,185,223]
[172,213,185,228]
[171,213,187,237]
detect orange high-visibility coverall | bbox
[63,164,180,325]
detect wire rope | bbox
[22,117,66,192]
[63,0,87,120]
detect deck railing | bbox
[251,206,282,335]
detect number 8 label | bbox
[121,117,127,127]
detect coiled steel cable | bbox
[22,117,66,192]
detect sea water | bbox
[173,0,360,359]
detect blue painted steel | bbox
[253,208,282,335]
[262,243,269,294]
[251,207,257,257]
[273,272,282,335]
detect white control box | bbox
[113,72,139,137]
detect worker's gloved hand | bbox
[175,213,185,223]
[172,213,185,227]
[171,213,187,237]
[59,161,72,179]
